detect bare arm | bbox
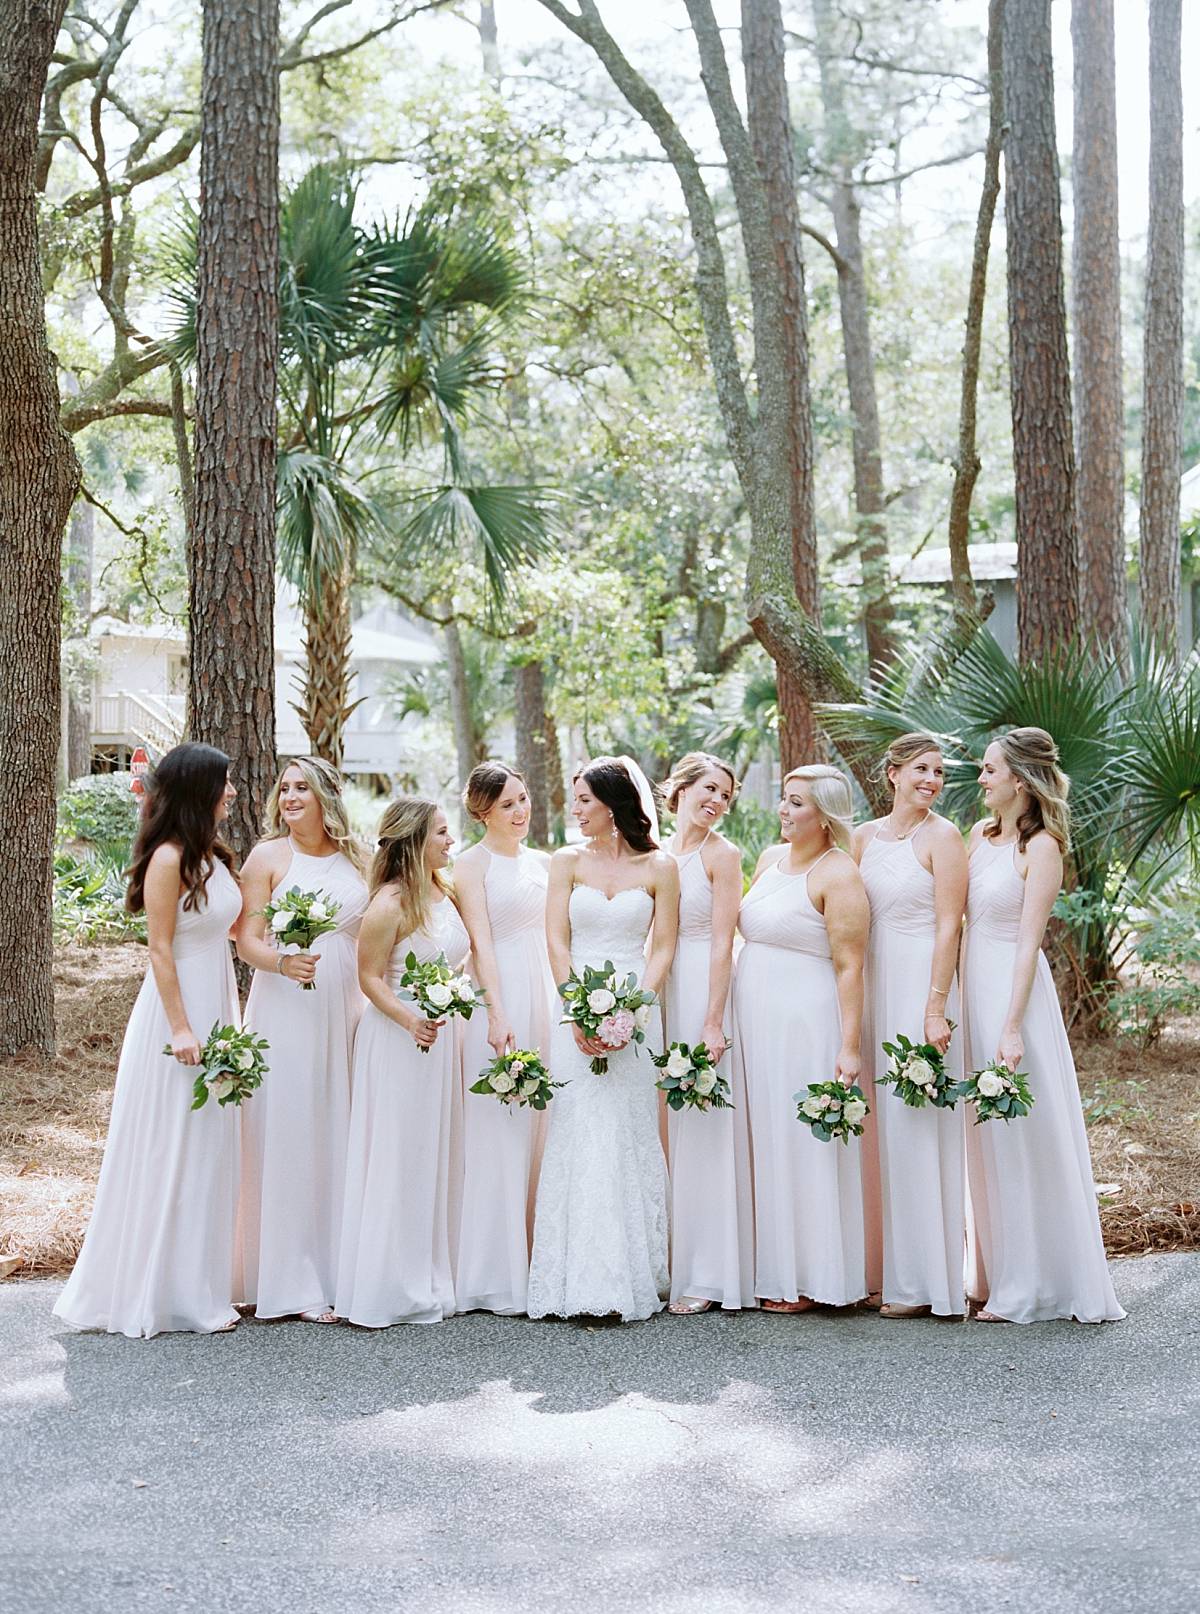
[700,839,740,1058]
[924,822,968,1053]
[455,850,513,1055]
[998,834,1062,1069]
[819,857,871,1084]
[144,845,199,1065]
[234,841,318,985]
[356,889,442,1050]
[544,849,576,988]
[642,852,680,1001]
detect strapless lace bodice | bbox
[568,884,653,976]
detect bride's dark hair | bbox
[577,757,658,854]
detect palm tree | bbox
[167,164,557,767]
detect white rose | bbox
[491,1069,516,1094]
[818,1094,834,1110]
[453,977,476,1002]
[802,1096,826,1119]
[426,981,453,1010]
[665,1048,693,1080]
[211,1076,235,1101]
[236,1049,255,1071]
[905,1057,934,1087]
[844,1098,867,1124]
[694,1069,717,1097]
[976,1070,1005,1099]
[587,988,617,1015]
[215,1039,231,1051]
[309,901,328,921]
[271,911,291,933]
[634,1005,652,1031]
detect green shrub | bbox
[58,772,140,863]
[1103,908,1200,1049]
[53,852,146,945]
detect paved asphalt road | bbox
[1,1255,1196,1614]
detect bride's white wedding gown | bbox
[527,885,669,1322]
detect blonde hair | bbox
[660,751,740,814]
[984,727,1071,853]
[463,760,525,823]
[881,731,944,790]
[370,796,451,934]
[267,755,366,873]
[783,764,855,852]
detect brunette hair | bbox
[782,764,856,852]
[983,727,1072,853]
[660,751,740,814]
[463,760,526,824]
[576,757,658,853]
[369,796,451,934]
[126,743,236,914]
[881,731,943,790]
[265,755,366,872]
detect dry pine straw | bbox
[1,943,1197,1278]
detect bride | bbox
[527,757,680,1322]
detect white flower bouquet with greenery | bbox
[651,1040,733,1112]
[163,1022,269,1110]
[557,960,656,1074]
[794,1079,869,1144]
[956,1061,1034,1124]
[877,1029,958,1109]
[261,885,341,990]
[470,1048,563,1110]
[397,951,481,1052]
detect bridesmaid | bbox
[963,728,1124,1324]
[335,798,469,1327]
[660,752,754,1314]
[855,733,968,1319]
[453,762,554,1315]
[54,744,242,1338]
[734,765,871,1313]
[235,757,368,1324]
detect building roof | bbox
[91,602,441,666]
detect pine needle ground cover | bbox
[0,941,1196,1277]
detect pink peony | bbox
[597,1009,635,1048]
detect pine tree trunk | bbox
[741,0,820,769]
[1140,0,1184,657]
[444,619,478,806]
[514,658,551,846]
[1071,0,1128,664]
[0,0,82,1055]
[188,0,280,862]
[812,0,895,673]
[65,498,95,781]
[1003,0,1079,662]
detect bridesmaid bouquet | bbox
[262,886,342,990]
[397,951,481,1052]
[558,961,656,1075]
[794,1080,869,1145]
[652,1041,733,1112]
[470,1049,563,1110]
[957,1061,1035,1124]
[877,1030,958,1109]
[163,1022,270,1110]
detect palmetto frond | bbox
[276,448,387,607]
[385,482,561,603]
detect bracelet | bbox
[929,986,949,998]
[277,953,285,975]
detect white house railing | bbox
[94,691,185,757]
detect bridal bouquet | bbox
[470,1049,562,1110]
[956,1061,1034,1124]
[652,1041,733,1112]
[164,1022,269,1111]
[558,961,656,1075]
[262,886,341,990]
[397,951,481,1051]
[794,1080,869,1145]
[877,1029,958,1109]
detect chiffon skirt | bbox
[735,943,866,1307]
[664,935,755,1309]
[962,936,1124,1324]
[335,1005,456,1327]
[54,947,241,1339]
